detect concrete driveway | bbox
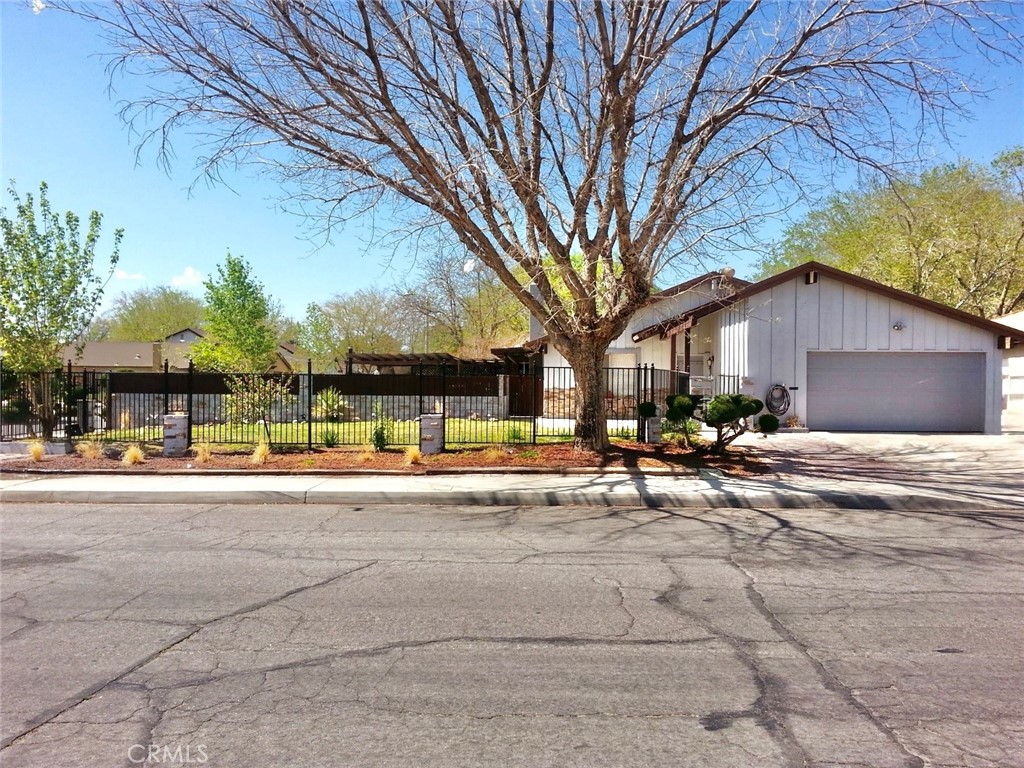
[3,501,1023,767]
[740,431,1024,509]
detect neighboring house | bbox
[62,342,162,372]
[526,262,1023,434]
[163,327,205,371]
[996,310,1024,432]
[161,327,299,373]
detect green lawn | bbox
[92,417,558,447]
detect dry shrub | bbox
[357,448,374,463]
[482,446,506,463]
[251,440,271,465]
[192,442,213,464]
[121,444,145,466]
[75,439,104,460]
[404,446,423,465]
[28,440,46,462]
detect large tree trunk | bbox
[562,340,611,452]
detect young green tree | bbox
[0,181,123,372]
[69,1,1018,449]
[190,252,277,371]
[89,286,205,341]
[298,288,407,372]
[757,150,1024,318]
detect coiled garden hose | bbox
[766,384,790,416]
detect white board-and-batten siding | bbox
[708,274,1002,432]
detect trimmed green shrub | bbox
[702,393,766,453]
[638,401,657,418]
[757,413,780,434]
[664,394,700,447]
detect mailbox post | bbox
[419,412,444,455]
[163,413,188,457]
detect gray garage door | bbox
[806,352,986,432]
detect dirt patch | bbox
[1,441,770,476]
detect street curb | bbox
[0,465,700,477]
[1,485,1018,512]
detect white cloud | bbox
[170,266,204,287]
[114,268,145,281]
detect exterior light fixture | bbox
[892,322,905,331]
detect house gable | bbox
[634,261,1024,348]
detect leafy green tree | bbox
[0,181,123,372]
[757,150,1024,318]
[190,252,277,371]
[90,286,205,342]
[298,288,407,372]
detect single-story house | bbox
[527,261,1023,434]
[997,310,1024,431]
[62,342,163,372]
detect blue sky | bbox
[2,2,1022,319]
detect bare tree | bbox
[397,250,528,357]
[65,0,1019,449]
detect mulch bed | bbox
[1,441,770,476]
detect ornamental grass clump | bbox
[251,440,271,465]
[121,444,145,466]
[75,439,104,460]
[28,440,45,462]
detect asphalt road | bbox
[2,502,1022,768]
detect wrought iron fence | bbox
[1,361,690,447]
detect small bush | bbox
[357,448,374,463]
[251,440,271,465]
[507,426,525,443]
[192,442,213,464]
[314,387,349,422]
[757,414,780,434]
[404,446,423,465]
[75,439,104,460]
[121,444,145,466]
[28,440,45,462]
[323,428,340,448]
[370,402,394,452]
[638,401,657,418]
[785,414,804,428]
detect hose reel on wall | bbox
[765,384,790,416]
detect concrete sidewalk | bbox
[2,467,1020,511]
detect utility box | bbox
[645,417,662,445]
[419,412,444,455]
[163,413,188,457]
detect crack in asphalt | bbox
[0,560,378,751]
[728,552,927,768]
